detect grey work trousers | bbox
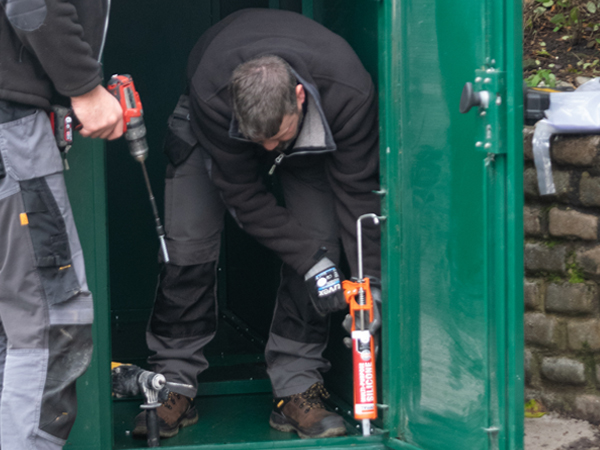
[146,147,340,398]
[0,110,94,450]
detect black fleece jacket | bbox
[187,8,381,278]
[0,0,109,109]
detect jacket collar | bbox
[228,69,336,156]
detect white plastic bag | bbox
[532,78,600,195]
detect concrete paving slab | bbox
[526,413,600,449]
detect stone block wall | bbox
[524,128,600,423]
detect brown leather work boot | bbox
[269,382,346,439]
[132,392,198,438]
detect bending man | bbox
[137,8,381,440]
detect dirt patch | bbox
[523,0,600,87]
[561,436,600,450]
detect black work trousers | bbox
[146,147,340,398]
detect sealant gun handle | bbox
[342,278,375,332]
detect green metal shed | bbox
[63,0,524,449]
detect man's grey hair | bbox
[230,55,298,142]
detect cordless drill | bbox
[106,74,169,262]
[49,75,170,262]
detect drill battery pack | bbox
[49,105,76,153]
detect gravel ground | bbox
[526,413,600,450]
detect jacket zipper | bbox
[268,154,285,176]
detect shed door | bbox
[379,0,524,449]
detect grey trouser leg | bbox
[146,148,224,398]
[266,163,340,398]
[147,146,339,399]
[0,111,94,450]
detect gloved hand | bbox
[304,257,347,316]
[342,278,382,354]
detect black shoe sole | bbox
[132,407,199,439]
[269,411,346,439]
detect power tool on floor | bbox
[111,362,194,447]
[342,213,383,437]
[112,363,168,447]
[107,74,170,263]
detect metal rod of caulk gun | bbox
[357,213,381,330]
[356,213,380,437]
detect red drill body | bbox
[107,74,148,162]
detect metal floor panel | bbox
[112,392,387,450]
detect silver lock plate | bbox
[473,68,506,155]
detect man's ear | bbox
[295,84,306,111]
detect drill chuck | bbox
[125,116,149,162]
[138,370,166,392]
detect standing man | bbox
[0,1,123,448]
[137,8,381,440]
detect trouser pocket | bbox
[20,177,80,306]
[0,110,62,180]
[163,95,199,167]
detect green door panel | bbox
[378,0,523,449]
[63,137,112,449]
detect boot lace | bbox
[162,391,181,410]
[295,382,330,412]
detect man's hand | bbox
[70,84,124,140]
[304,257,347,316]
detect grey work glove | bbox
[304,257,347,316]
[342,279,382,355]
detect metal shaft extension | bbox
[140,162,169,263]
